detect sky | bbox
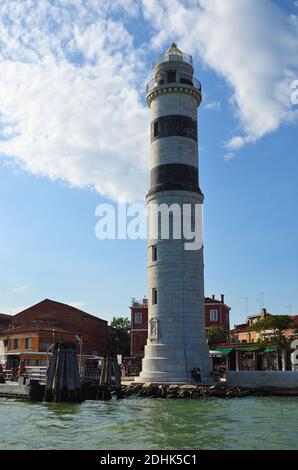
[0,0,297,326]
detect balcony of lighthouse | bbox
[146,76,202,95]
[146,43,202,105]
[146,75,202,107]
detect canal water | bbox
[0,396,297,450]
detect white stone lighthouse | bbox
[136,44,210,383]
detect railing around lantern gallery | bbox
[153,52,193,68]
[146,76,202,95]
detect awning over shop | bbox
[264,347,277,353]
[211,347,233,357]
[235,345,262,352]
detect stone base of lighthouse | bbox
[135,343,211,384]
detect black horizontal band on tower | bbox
[148,163,202,195]
[151,115,197,142]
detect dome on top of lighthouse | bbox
[153,42,193,68]
[166,42,182,55]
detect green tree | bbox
[255,315,295,356]
[206,325,229,348]
[255,315,296,369]
[110,316,131,356]
[111,316,131,333]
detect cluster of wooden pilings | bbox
[44,342,82,403]
[98,353,123,400]
[0,343,124,402]
[44,344,123,402]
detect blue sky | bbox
[0,0,297,325]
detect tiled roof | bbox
[0,324,76,335]
[233,323,255,333]
[0,313,12,320]
[13,299,107,323]
[235,326,254,333]
[204,297,222,304]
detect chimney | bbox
[261,308,267,319]
[221,294,225,304]
[212,295,215,300]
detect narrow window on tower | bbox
[152,245,157,262]
[152,288,158,305]
[167,70,176,83]
[154,121,159,138]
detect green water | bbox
[0,397,297,450]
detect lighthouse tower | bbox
[136,44,210,383]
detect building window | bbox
[25,338,32,349]
[152,288,158,305]
[13,338,19,349]
[134,312,143,324]
[210,309,218,321]
[152,245,157,261]
[154,121,159,138]
[167,70,176,83]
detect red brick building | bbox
[130,298,149,357]
[130,295,230,357]
[0,299,110,358]
[205,295,231,330]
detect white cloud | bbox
[143,0,298,152]
[0,0,149,202]
[0,0,297,201]
[12,285,30,294]
[224,152,236,161]
[205,101,221,111]
[226,136,248,151]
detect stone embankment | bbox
[120,383,298,399]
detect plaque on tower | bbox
[149,318,158,342]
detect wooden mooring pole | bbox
[98,352,123,400]
[44,342,83,403]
